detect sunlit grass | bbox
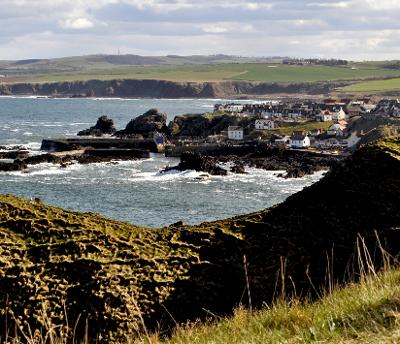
[14,63,400,84]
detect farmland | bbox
[340,77,400,93]
[3,62,400,84]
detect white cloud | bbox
[307,2,350,8]
[60,17,94,29]
[201,23,255,34]
[0,0,400,59]
[365,0,400,10]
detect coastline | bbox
[0,79,350,99]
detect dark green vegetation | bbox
[0,138,400,342]
[169,112,253,137]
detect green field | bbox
[12,63,400,84]
[340,77,400,93]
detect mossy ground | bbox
[0,137,400,342]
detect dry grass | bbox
[164,237,400,344]
[1,235,399,344]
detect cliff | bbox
[0,137,399,342]
[0,79,349,98]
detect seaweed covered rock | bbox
[161,151,228,176]
[77,115,116,136]
[0,137,400,342]
[116,109,168,138]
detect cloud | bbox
[0,0,400,59]
[60,17,94,29]
[201,23,256,34]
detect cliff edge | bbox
[0,79,349,98]
[0,138,399,342]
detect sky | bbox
[1,0,400,60]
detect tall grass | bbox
[2,234,399,343]
[165,234,400,344]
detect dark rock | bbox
[0,159,27,171]
[23,154,62,165]
[285,167,306,178]
[235,148,339,178]
[116,109,168,138]
[161,151,228,176]
[230,162,247,174]
[77,115,116,136]
[0,150,29,159]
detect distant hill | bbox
[0,54,285,73]
[2,55,400,96]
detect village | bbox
[205,98,400,152]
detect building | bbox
[228,126,244,140]
[332,107,347,121]
[214,103,244,113]
[273,135,290,145]
[290,134,310,148]
[317,110,333,122]
[255,119,275,130]
[327,123,346,137]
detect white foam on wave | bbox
[69,122,91,126]
[26,142,41,150]
[127,169,210,183]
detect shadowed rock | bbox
[161,151,228,176]
[77,115,116,136]
[116,109,168,138]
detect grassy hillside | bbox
[340,77,400,93]
[167,268,400,344]
[3,62,400,84]
[0,137,400,342]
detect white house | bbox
[332,107,347,121]
[255,119,275,130]
[228,126,244,140]
[290,134,311,148]
[225,104,244,113]
[317,111,333,122]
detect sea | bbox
[0,96,324,228]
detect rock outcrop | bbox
[0,159,27,171]
[161,151,228,176]
[0,137,399,342]
[77,115,116,136]
[116,109,168,138]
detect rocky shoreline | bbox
[162,148,341,178]
[0,148,150,172]
[0,110,342,177]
